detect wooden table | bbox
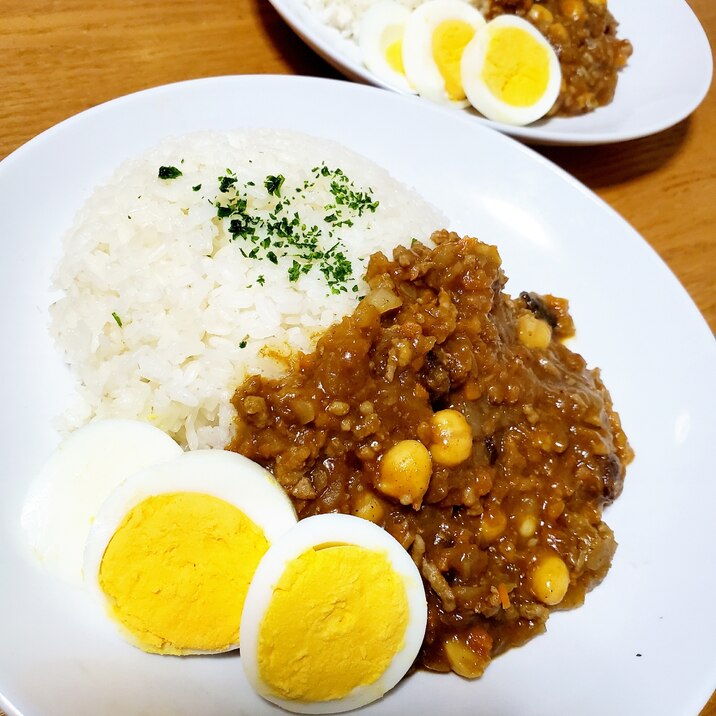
[1,1,713,714]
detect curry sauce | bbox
[229,231,632,677]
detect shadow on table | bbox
[537,118,691,188]
[254,0,343,80]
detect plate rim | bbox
[265,0,714,146]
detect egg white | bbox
[240,513,427,714]
[359,1,415,93]
[461,15,562,125]
[83,448,298,654]
[402,0,487,107]
[21,419,183,586]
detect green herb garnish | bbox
[210,165,378,292]
[264,174,285,197]
[158,165,182,180]
[111,312,123,327]
[287,260,301,282]
[219,176,238,193]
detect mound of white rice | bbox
[50,129,444,449]
[302,0,488,40]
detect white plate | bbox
[1,75,715,716]
[267,0,713,145]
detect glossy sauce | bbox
[229,231,632,677]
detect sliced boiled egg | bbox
[83,449,297,655]
[402,0,487,107]
[240,513,427,714]
[359,1,415,93]
[461,15,562,125]
[21,419,183,586]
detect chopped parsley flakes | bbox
[158,165,183,180]
[211,165,379,294]
[219,175,238,193]
[111,312,123,327]
[264,174,285,197]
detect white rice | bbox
[50,129,445,449]
[302,0,489,40]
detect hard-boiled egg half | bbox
[359,1,415,93]
[402,0,486,107]
[240,513,427,714]
[83,449,297,655]
[21,419,183,586]
[461,14,562,125]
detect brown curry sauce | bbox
[229,231,632,677]
[488,0,633,116]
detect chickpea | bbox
[559,0,586,20]
[430,409,473,467]
[444,637,481,679]
[376,440,432,509]
[443,628,492,679]
[528,4,554,29]
[548,22,569,45]
[531,553,570,605]
[351,490,386,524]
[479,507,507,545]
[517,313,552,349]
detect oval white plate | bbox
[267,0,713,145]
[0,76,714,716]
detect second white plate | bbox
[267,0,713,145]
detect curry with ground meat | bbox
[229,231,632,677]
[488,0,633,116]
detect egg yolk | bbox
[481,27,550,107]
[257,544,409,702]
[98,492,269,654]
[385,37,405,75]
[432,20,476,101]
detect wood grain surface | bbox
[0,1,714,714]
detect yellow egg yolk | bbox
[385,37,405,75]
[481,26,550,107]
[432,20,476,101]
[257,544,409,702]
[98,492,269,654]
